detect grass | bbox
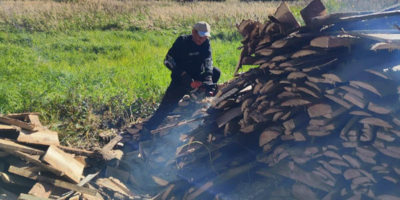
[0,0,399,146]
[0,29,243,146]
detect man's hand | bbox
[191,81,202,89]
[181,71,193,87]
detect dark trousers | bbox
[145,67,221,131]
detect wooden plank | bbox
[8,166,97,196]
[271,162,331,192]
[310,35,361,48]
[273,2,300,31]
[41,145,84,183]
[371,42,400,51]
[237,19,256,37]
[59,172,99,200]
[307,104,332,118]
[323,106,348,119]
[0,139,44,155]
[102,135,123,152]
[340,116,359,138]
[367,102,392,114]
[344,92,368,109]
[283,112,309,132]
[259,128,282,147]
[4,113,40,120]
[350,110,372,117]
[216,107,242,128]
[96,178,136,198]
[27,115,42,127]
[325,94,353,109]
[57,146,95,157]
[17,129,59,146]
[350,79,396,98]
[0,124,18,132]
[4,150,64,176]
[0,117,38,131]
[18,193,50,200]
[359,117,393,129]
[28,182,53,198]
[302,59,338,73]
[300,0,327,25]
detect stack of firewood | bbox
[0,113,142,200]
[4,1,400,199]
[167,0,400,199]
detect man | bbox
[141,21,221,138]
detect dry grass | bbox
[1,0,398,32]
[332,0,399,12]
[0,0,280,32]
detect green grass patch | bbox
[0,29,243,143]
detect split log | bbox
[273,2,300,31]
[8,166,97,196]
[216,107,242,128]
[41,145,84,183]
[307,104,332,118]
[310,35,361,48]
[300,0,327,25]
[270,162,332,192]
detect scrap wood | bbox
[41,145,84,184]
[28,115,42,127]
[102,135,123,152]
[4,112,40,119]
[4,149,64,176]
[0,116,39,131]
[0,139,44,155]
[17,129,60,146]
[151,115,209,134]
[58,172,100,200]
[18,193,51,200]
[57,146,95,157]
[0,124,18,132]
[28,182,54,198]
[8,166,97,196]
[96,177,138,198]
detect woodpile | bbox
[3,1,400,199]
[145,0,400,199]
[0,113,141,200]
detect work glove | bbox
[202,76,213,85]
[181,72,193,87]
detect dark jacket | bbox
[164,35,213,82]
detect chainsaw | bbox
[189,82,217,100]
